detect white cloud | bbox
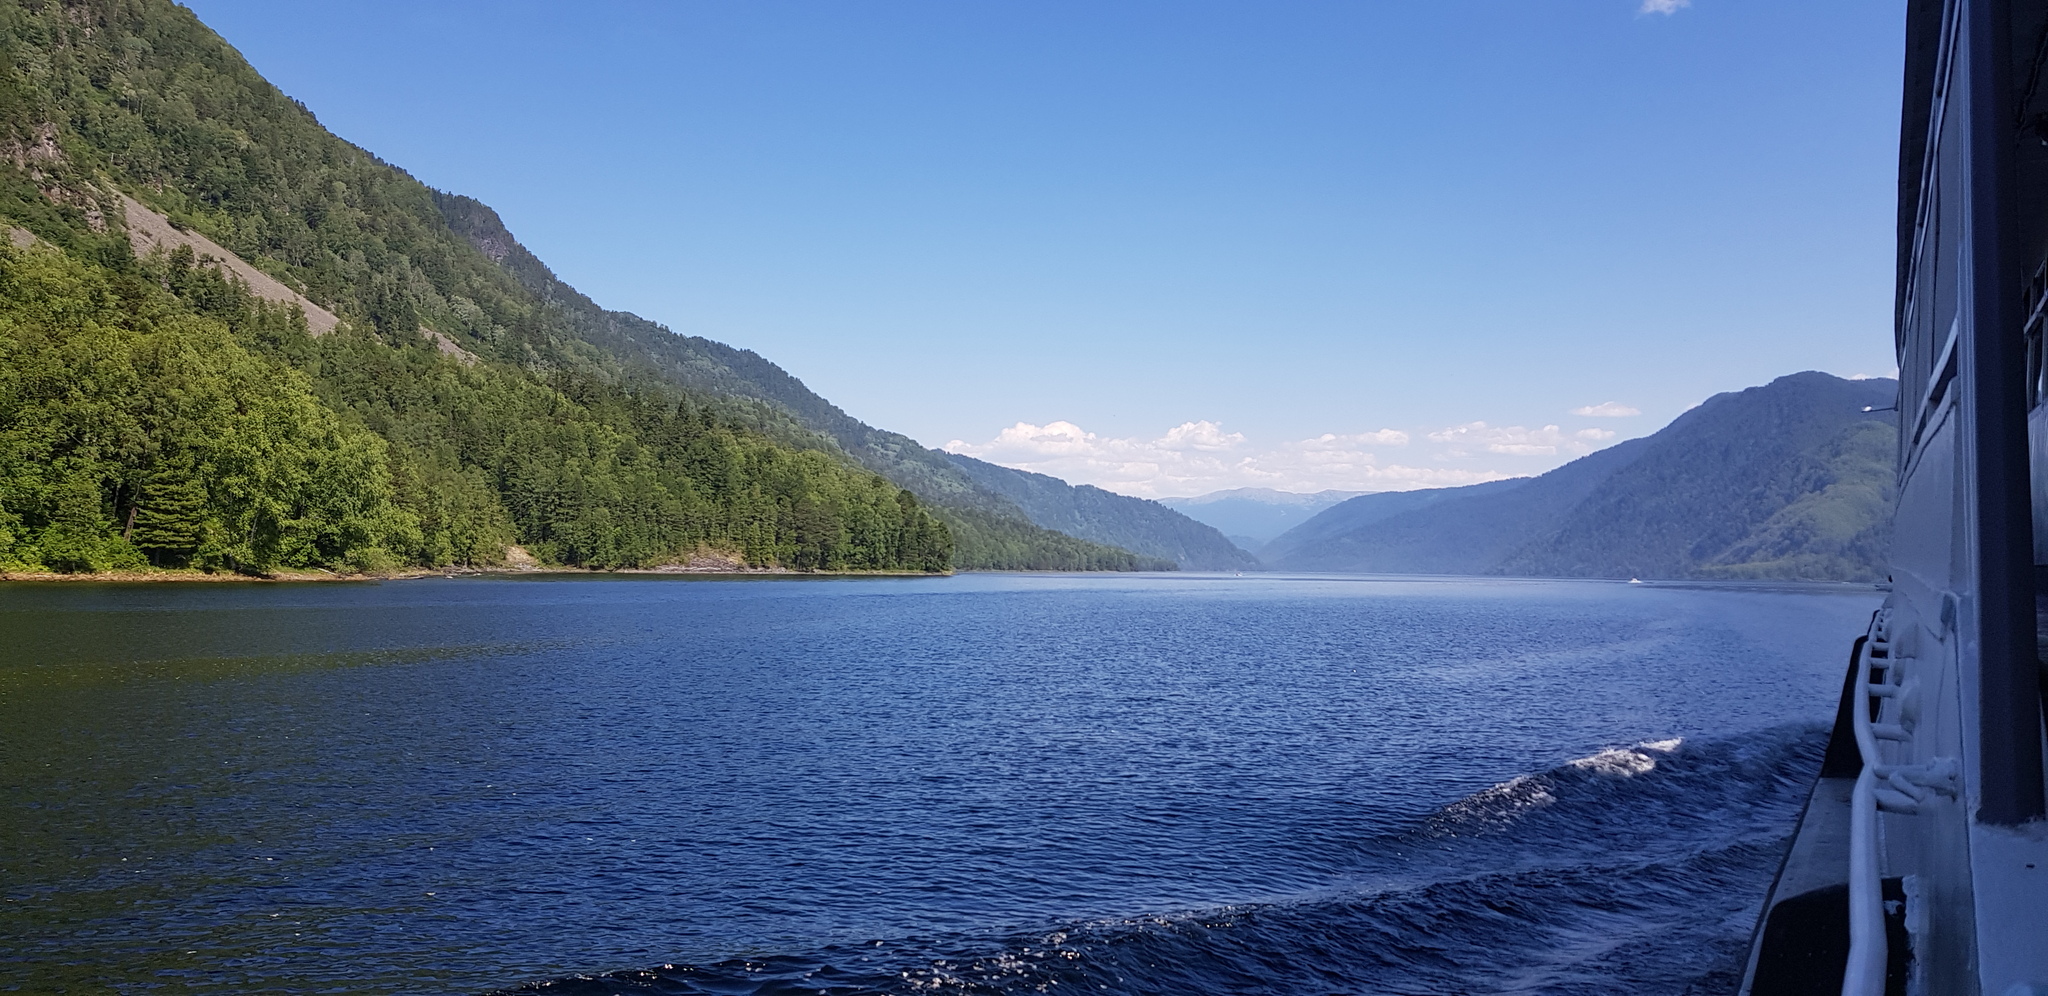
[1640,0,1690,13]
[945,420,1495,497]
[1299,429,1410,449]
[1570,401,1641,417]
[947,412,1635,499]
[1157,420,1245,451]
[1427,421,1592,457]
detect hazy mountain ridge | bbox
[1260,443,1651,574]
[1264,373,1898,581]
[1159,488,1365,549]
[945,455,1256,571]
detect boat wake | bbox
[496,726,1824,996]
[1424,737,1685,835]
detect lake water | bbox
[0,573,1878,995]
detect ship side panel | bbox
[1958,0,2043,832]
[1888,397,1981,994]
[1892,1,2048,993]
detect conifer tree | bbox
[130,462,208,567]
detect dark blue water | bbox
[0,573,1878,995]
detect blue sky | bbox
[184,0,1905,497]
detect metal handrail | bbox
[1842,633,1886,996]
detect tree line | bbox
[0,240,951,574]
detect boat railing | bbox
[1844,612,1959,996]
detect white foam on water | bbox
[1431,736,1688,834]
[1566,738,1681,777]
[1431,773,1562,831]
[1568,748,1658,777]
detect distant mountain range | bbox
[0,2,1902,582]
[1157,489,1366,550]
[943,457,1258,571]
[1261,373,1897,581]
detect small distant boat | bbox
[1628,578,1643,584]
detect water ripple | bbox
[0,573,1877,995]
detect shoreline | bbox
[0,565,952,584]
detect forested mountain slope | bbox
[1496,373,1897,579]
[429,196,1161,571]
[0,238,952,573]
[945,455,1256,570]
[1264,373,1898,581]
[0,0,1149,573]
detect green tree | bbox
[129,459,206,566]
